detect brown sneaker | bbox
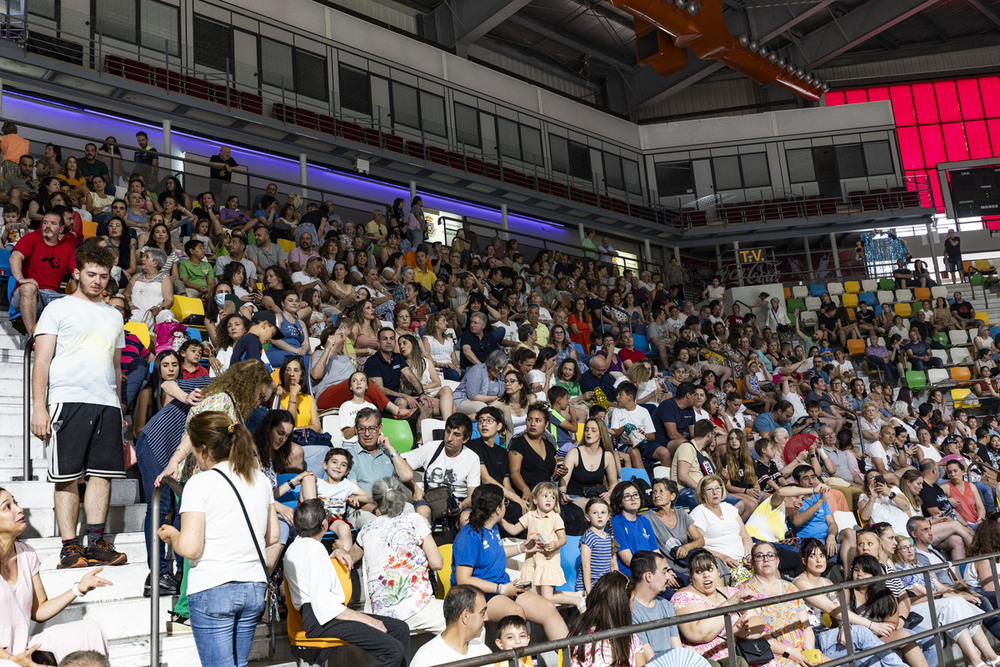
[57,544,90,569]
[84,540,128,566]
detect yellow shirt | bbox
[280,392,315,428]
[413,266,437,291]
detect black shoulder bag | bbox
[212,468,281,651]
[421,442,458,521]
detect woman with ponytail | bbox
[158,411,278,667]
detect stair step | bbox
[34,594,179,641]
[23,502,146,538]
[26,531,150,570]
[5,478,141,508]
[39,561,149,602]
[108,622,295,667]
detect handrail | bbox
[440,549,1000,667]
[22,335,33,481]
[150,481,161,667]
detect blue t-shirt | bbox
[752,411,790,436]
[451,523,510,586]
[576,528,614,591]
[610,513,658,578]
[797,493,831,540]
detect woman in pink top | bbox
[942,458,986,527]
[671,549,760,663]
[0,487,110,664]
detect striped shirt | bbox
[138,377,212,470]
[576,528,614,591]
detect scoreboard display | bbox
[948,165,1000,218]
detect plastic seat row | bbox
[719,195,837,224]
[104,55,263,114]
[848,187,922,211]
[788,280,949,299]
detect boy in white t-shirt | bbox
[609,382,655,468]
[315,448,372,552]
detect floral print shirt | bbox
[356,513,435,620]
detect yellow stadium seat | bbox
[844,281,861,294]
[847,339,866,356]
[277,238,296,253]
[841,293,858,308]
[284,557,352,651]
[976,311,989,325]
[894,303,912,317]
[783,287,791,299]
[171,295,204,322]
[436,543,453,599]
[124,321,150,349]
[952,387,979,410]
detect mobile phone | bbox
[514,580,532,589]
[32,651,58,666]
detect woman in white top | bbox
[398,334,456,421]
[158,411,279,667]
[857,401,885,456]
[422,312,461,382]
[689,475,752,570]
[124,247,174,327]
[702,276,726,302]
[857,470,913,536]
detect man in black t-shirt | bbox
[917,461,957,519]
[950,291,981,329]
[364,328,424,411]
[855,301,877,337]
[944,229,962,284]
[208,145,244,199]
[653,383,697,452]
[465,406,524,523]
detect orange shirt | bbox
[0,134,29,164]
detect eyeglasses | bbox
[622,493,640,500]
[703,486,723,493]
[477,417,497,425]
[357,426,380,434]
[753,553,778,562]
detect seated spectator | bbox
[364,328,426,413]
[409,585,490,667]
[567,571,652,667]
[405,413,479,524]
[751,399,795,438]
[688,475,752,574]
[792,537,908,667]
[460,312,500,368]
[356,476,445,634]
[653,383,697,458]
[342,408,415,527]
[609,481,659,578]
[10,210,76,334]
[284,499,409,667]
[581,354,617,404]
[454,349,508,416]
[950,291,981,329]
[672,549,758,663]
[215,232,257,283]
[904,327,943,371]
[561,417,619,510]
[863,331,895,384]
[942,459,986,528]
[123,247,174,327]
[452,485,568,640]
[789,466,857,566]
[893,259,914,288]
[0,485,111,663]
[630,550,710,665]
[247,225,287,273]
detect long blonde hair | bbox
[186,411,257,482]
[202,359,274,420]
[625,362,652,387]
[399,333,425,380]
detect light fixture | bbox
[749,40,759,52]
[738,34,749,47]
[821,83,830,92]
[768,53,778,63]
[759,46,769,58]
[777,57,786,68]
[686,2,700,15]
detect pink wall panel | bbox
[934,81,961,122]
[957,79,984,120]
[941,123,970,161]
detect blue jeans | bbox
[134,431,182,576]
[976,481,997,515]
[865,356,895,383]
[815,626,906,667]
[189,581,266,667]
[441,367,461,382]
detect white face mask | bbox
[216,294,226,307]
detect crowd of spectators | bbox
[9,121,1000,667]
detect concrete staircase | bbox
[0,312,298,666]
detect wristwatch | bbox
[782,651,791,659]
[889,491,897,499]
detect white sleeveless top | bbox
[424,335,454,366]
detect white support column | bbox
[500,204,509,240]
[299,153,308,200]
[928,221,942,284]
[829,231,840,278]
[673,246,680,263]
[644,239,652,274]
[578,223,586,245]
[803,236,814,278]
[161,120,171,175]
[734,241,744,287]
[410,181,417,201]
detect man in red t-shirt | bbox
[618,329,647,371]
[10,210,77,334]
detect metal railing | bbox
[441,550,1000,667]
[150,483,161,667]
[21,335,32,481]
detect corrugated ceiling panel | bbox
[326,0,419,32]
[467,45,597,102]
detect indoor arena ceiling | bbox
[377,0,1000,120]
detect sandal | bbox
[166,613,192,635]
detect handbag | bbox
[736,637,775,666]
[422,442,457,521]
[292,428,333,449]
[212,469,281,649]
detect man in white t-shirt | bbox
[285,499,410,666]
[609,382,656,468]
[867,424,903,485]
[404,413,480,524]
[31,240,129,569]
[410,585,491,667]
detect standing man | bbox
[78,143,110,189]
[132,131,159,185]
[943,228,962,284]
[31,241,128,569]
[597,236,618,265]
[208,145,243,200]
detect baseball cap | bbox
[252,311,284,338]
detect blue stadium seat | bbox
[620,467,651,485]
[858,293,876,307]
[809,284,825,297]
[632,333,648,353]
[555,534,582,592]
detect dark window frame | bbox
[710,152,770,191]
[654,160,695,197]
[95,0,180,57]
[192,13,234,75]
[454,102,483,149]
[338,63,372,116]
